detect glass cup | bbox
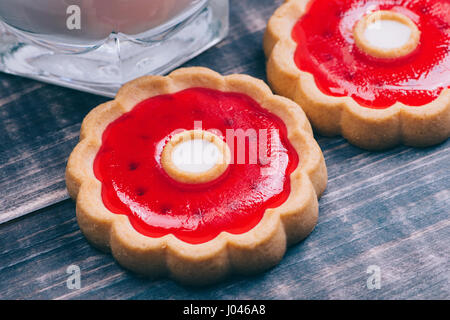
[0,0,229,97]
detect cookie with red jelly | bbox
[66,67,327,285]
[265,0,450,150]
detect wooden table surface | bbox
[0,0,449,300]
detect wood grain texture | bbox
[0,0,449,299]
[0,75,107,223]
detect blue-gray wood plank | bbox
[0,0,449,299]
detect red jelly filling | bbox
[292,0,450,108]
[94,88,298,244]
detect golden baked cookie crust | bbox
[264,0,450,150]
[66,67,327,285]
[161,129,231,185]
[353,10,421,60]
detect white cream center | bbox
[171,139,221,173]
[364,19,412,49]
